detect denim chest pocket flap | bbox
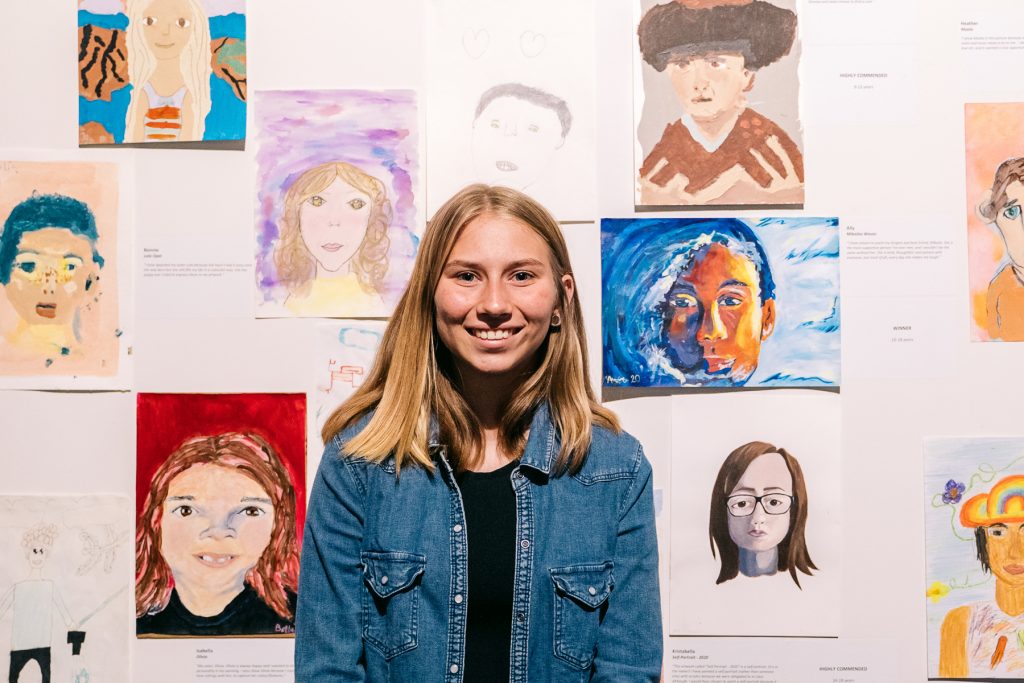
[360,551,426,659]
[549,561,614,669]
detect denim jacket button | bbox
[380,575,389,585]
[450,664,459,673]
[588,586,597,596]
[455,594,463,604]
[520,539,530,549]
[453,524,463,533]
[516,612,525,622]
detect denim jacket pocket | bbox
[549,561,614,669]
[360,550,426,660]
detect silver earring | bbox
[551,312,562,328]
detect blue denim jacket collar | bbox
[427,402,559,476]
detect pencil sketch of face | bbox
[471,83,572,190]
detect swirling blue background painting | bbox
[602,217,840,388]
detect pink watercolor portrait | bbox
[254,89,422,318]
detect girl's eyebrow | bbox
[240,496,272,504]
[445,258,545,269]
[166,495,195,502]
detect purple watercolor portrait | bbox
[254,89,422,317]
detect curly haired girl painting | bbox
[254,90,422,317]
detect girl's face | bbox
[6,228,96,328]
[433,213,572,385]
[140,0,195,62]
[726,452,793,554]
[160,464,275,597]
[298,177,372,274]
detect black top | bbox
[136,584,296,637]
[455,459,518,682]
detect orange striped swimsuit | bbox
[143,82,186,142]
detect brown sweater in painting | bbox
[640,108,804,194]
[986,264,1024,341]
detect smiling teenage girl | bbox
[296,185,661,681]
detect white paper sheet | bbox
[0,495,131,683]
[0,148,134,390]
[307,320,386,484]
[426,0,596,220]
[669,391,841,637]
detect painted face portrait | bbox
[5,228,97,328]
[725,452,793,554]
[668,53,751,123]
[298,177,373,274]
[709,441,815,586]
[983,523,1024,588]
[661,241,775,385]
[139,0,196,62]
[961,474,1024,588]
[989,179,1024,268]
[472,97,565,190]
[160,463,275,602]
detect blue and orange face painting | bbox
[601,217,840,388]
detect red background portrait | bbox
[136,393,307,542]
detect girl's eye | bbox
[176,17,190,29]
[64,262,77,273]
[719,296,742,306]
[512,271,534,282]
[309,195,325,207]
[347,198,366,210]
[143,16,156,26]
[490,119,501,129]
[242,506,265,517]
[672,294,697,308]
[527,123,540,133]
[17,262,36,274]
[1003,205,1021,220]
[172,505,193,518]
[456,272,477,282]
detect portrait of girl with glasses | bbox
[708,440,815,586]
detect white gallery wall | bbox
[0,0,1019,681]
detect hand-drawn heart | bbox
[462,29,490,59]
[520,30,547,58]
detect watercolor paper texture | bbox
[78,0,246,146]
[426,0,596,220]
[308,321,385,480]
[135,393,305,638]
[925,438,1024,680]
[669,392,840,637]
[254,90,423,318]
[634,0,804,209]
[0,159,130,389]
[602,217,840,388]
[0,495,131,683]
[964,103,1024,341]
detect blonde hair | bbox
[322,184,618,474]
[273,161,391,297]
[125,0,212,142]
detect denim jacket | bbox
[295,403,662,682]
